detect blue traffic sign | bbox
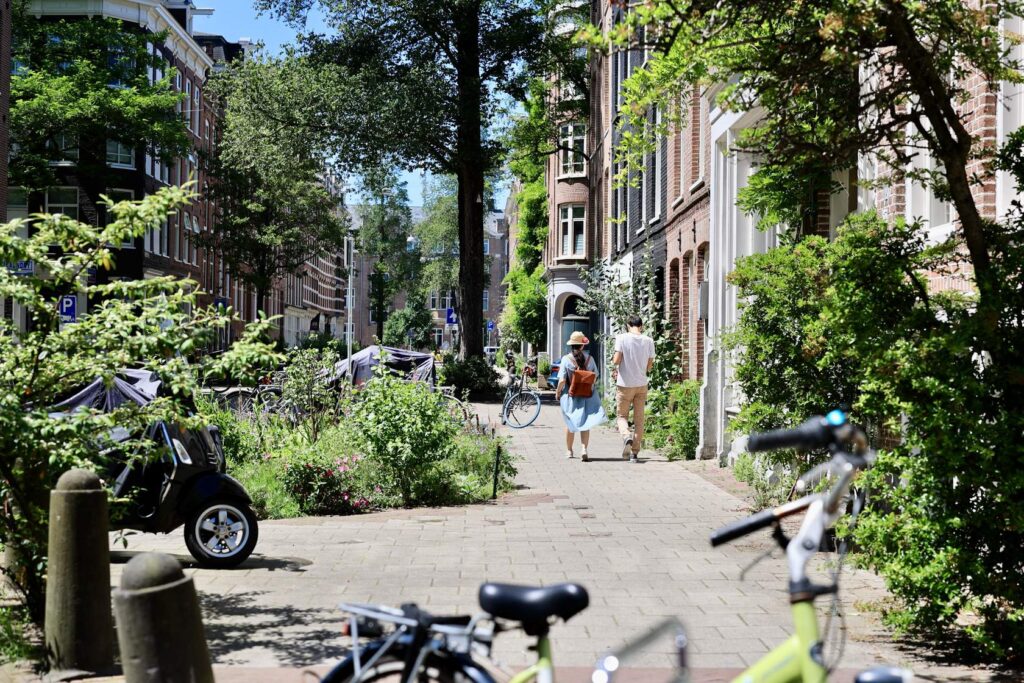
[58,295,77,324]
[487,320,495,331]
[6,260,33,276]
[446,308,458,325]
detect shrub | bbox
[660,380,701,461]
[438,355,501,399]
[0,188,279,627]
[282,456,372,516]
[351,369,463,506]
[537,355,551,377]
[280,348,341,442]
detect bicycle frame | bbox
[507,636,554,683]
[730,492,840,682]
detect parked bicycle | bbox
[319,411,914,683]
[501,357,541,429]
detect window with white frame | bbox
[180,214,191,263]
[559,204,585,257]
[106,140,134,167]
[191,217,200,266]
[429,291,439,310]
[483,290,489,312]
[184,80,192,130]
[652,107,663,221]
[559,123,586,175]
[48,132,78,163]
[432,327,443,348]
[483,239,490,256]
[8,188,28,224]
[174,73,182,116]
[46,187,78,219]
[193,86,201,132]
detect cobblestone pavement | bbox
[105,400,995,681]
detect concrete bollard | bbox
[44,468,114,676]
[113,552,214,683]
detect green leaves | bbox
[0,188,279,626]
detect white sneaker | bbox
[581,448,589,462]
[566,449,574,459]
[622,436,634,460]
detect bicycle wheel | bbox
[503,390,541,429]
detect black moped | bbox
[54,369,259,568]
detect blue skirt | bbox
[559,391,607,433]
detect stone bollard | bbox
[113,552,214,683]
[44,468,114,677]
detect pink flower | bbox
[340,464,349,473]
[374,485,382,493]
[343,492,350,501]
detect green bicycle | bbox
[321,411,913,683]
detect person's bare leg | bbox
[581,430,590,462]
[565,428,575,458]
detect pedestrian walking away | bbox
[556,331,606,462]
[612,315,655,462]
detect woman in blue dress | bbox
[556,331,606,462]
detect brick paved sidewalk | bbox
[33,399,990,681]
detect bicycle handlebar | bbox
[711,410,874,547]
[746,412,851,452]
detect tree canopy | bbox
[202,55,349,311]
[9,16,188,214]
[242,0,582,357]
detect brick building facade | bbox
[583,0,1023,461]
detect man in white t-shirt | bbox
[612,315,656,462]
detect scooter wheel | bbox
[184,499,259,568]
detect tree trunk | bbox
[454,2,485,360]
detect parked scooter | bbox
[52,369,259,568]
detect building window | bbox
[184,80,192,130]
[432,327,443,348]
[46,187,79,220]
[8,188,28,224]
[559,204,585,257]
[48,133,78,164]
[429,291,439,310]
[483,290,490,312]
[106,140,134,168]
[559,123,586,175]
[193,86,201,132]
[483,239,490,256]
[652,107,663,221]
[180,214,191,263]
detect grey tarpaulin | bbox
[331,346,436,386]
[52,368,162,413]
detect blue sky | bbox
[194,2,508,211]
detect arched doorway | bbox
[560,295,592,354]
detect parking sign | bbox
[487,320,495,331]
[58,295,77,324]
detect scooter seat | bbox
[478,582,589,626]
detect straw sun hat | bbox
[566,331,589,346]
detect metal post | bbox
[44,468,114,677]
[492,442,502,500]
[113,553,214,683]
[346,232,355,373]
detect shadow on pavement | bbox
[111,550,312,572]
[199,590,343,666]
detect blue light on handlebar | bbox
[826,409,847,426]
